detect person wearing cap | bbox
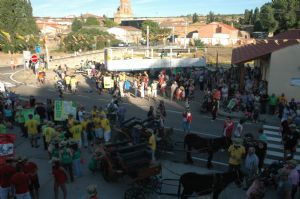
[0,158,17,199]
[52,159,68,199]
[286,159,299,199]
[25,114,40,148]
[228,138,246,175]
[277,168,292,199]
[23,158,40,199]
[10,163,31,199]
[87,185,98,199]
[147,129,156,162]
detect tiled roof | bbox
[231,29,300,64]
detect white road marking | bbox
[171,127,219,138]
[9,69,24,84]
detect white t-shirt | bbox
[234,123,243,138]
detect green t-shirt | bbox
[15,111,25,123]
[269,96,277,106]
[0,124,6,134]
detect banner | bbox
[54,100,77,121]
[22,108,35,122]
[104,76,114,89]
[0,134,16,165]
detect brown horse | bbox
[184,133,231,168]
[177,171,243,199]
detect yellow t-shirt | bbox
[70,124,83,141]
[91,110,98,118]
[81,120,88,131]
[93,117,102,129]
[228,145,246,165]
[101,118,110,132]
[65,76,71,85]
[70,78,77,87]
[67,118,74,128]
[43,127,56,143]
[25,119,39,135]
[148,134,156,151]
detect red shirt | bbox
[23,162,38,181]
[0,164,16,188]
[52,167,67,185]
[223,122,234,138]
[11,172,30,194]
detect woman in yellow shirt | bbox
[147,129,156,162]
[100,115,111,143]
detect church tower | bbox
[114,0,133,24]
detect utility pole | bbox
[184,21,188,49]
[45,35,50,69]
[146,25,149,57]
[172,26,175,45]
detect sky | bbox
[31,0,270,18]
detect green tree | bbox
[63,28,119,52]
[71,18,83,32]
[252,7,260,24]
[84,17,99,26]
[141,20,160,43]
[260,3,278,33]
[206,11,215,23]
[243,9,253,25]
[0,0,38,53]
[272,0,298,32]
[192,13,199,23]
[103,18,118,28]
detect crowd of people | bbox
[0,61,300,199]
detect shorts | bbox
[29,134,38,140]
[104,131,111,142]
[0,186,12,199]
[95,128,103,139]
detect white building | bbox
[107,26,142,44]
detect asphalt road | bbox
[0,66,278,199]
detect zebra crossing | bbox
[263,125,300,169]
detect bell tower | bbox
[114,0,133,24]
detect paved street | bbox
[1,66,281,198]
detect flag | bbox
[0,30,11,42]
[72,35,78,42]
[16,33,25,41]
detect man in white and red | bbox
[22,158,40,199]
[10,162,31,199]
[223,116,234,141]
[0,158,16,199]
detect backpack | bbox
[61,148,72,164]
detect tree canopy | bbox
[84,17,100,26]
[241,0,300,33]
[192,13,199,23]
[62,28,119,52]
[141,20,171,44]
[72,18,83,32]
[103,18,118,28]
[0,0,39,53]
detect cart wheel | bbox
[100,159,111,182]
[124,187,145,199]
